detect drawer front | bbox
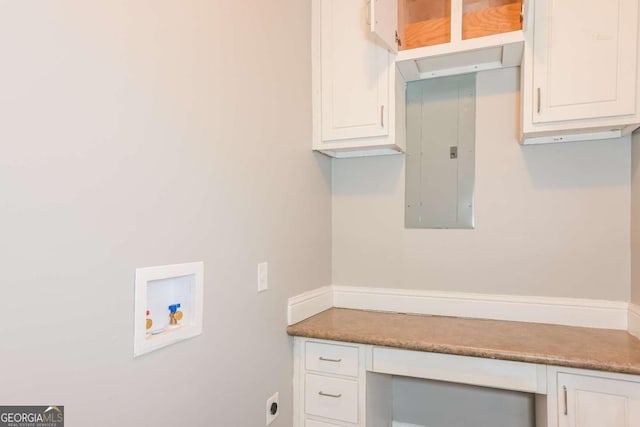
[305,419,342,427]
[305,341,359,377]
[305,373,358,423]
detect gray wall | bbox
[0,2,331,426]
[633,131,640,306]
[332,67,631,300]
[392,376,535,427]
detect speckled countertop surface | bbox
[287,308,640,375]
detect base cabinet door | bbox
[557,373,640,427]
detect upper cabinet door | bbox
[321,0,390,142]
[370,0,399,52]
[533,0,639,123]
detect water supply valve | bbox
[168,303,183,326]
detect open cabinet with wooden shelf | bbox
[372,0,527,82]
[398,0,523,50]
[400,0,452,49]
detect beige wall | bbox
[0,2,331,425]
[632,131,640,305]
[333,67,631,300]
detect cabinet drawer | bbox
[305,373,358,423]
[305,341,358,377]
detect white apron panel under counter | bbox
[371,346,546,394]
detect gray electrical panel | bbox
[405,74,476,229]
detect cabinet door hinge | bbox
[395,30,401,47]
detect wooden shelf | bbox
[405,17,451,50]
[463,2,522,40]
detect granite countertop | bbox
[287,308,640,375]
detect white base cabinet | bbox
[550,369,640,427]
[293,337,640,427]
[521,0,640,144]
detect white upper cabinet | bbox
[312,0,405,158]
[534,0,638,123]
[320,0,389,142]
[521,0,640,144]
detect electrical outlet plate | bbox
[133,262,204,357]
[266,391,279,426]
